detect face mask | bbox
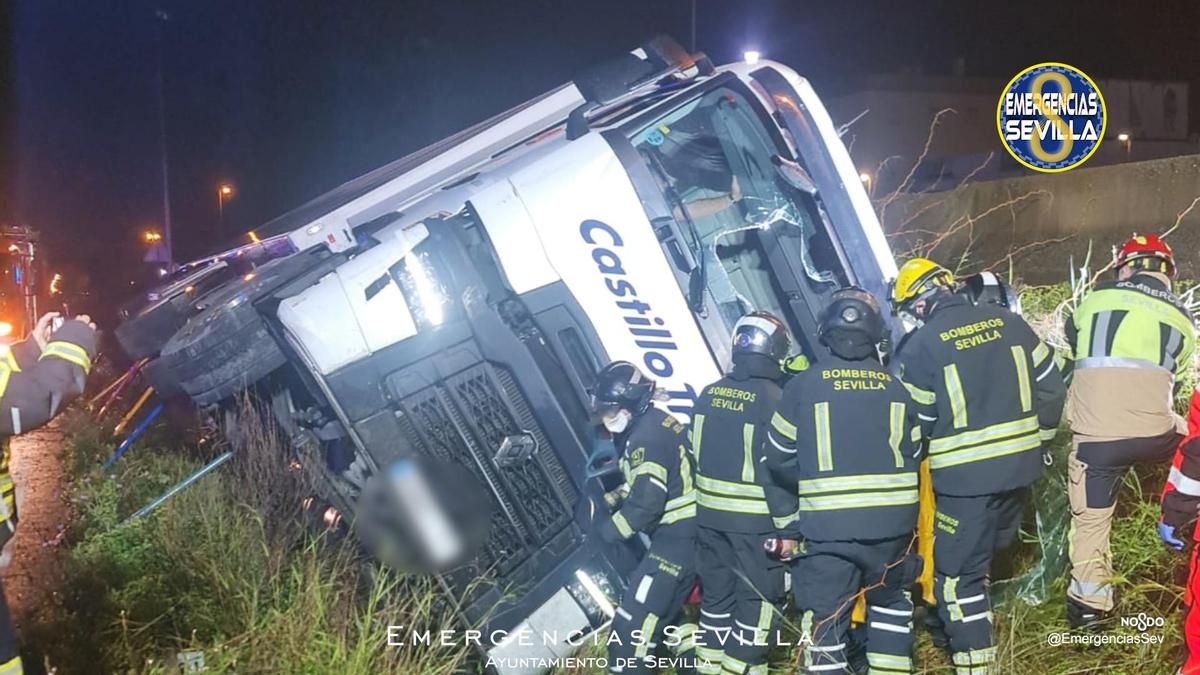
[603,409,632,434]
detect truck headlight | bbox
[568,567,616,625]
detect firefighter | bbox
[891,259,1064,673]
[592,361,698,674]
[1159,384,1200,673]
[913,270,1026,643]
[689,311,794,675]
[765,287,922,675]
[1063,234,1194,628]
[0,312,97,674]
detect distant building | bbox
[827,72,1196,195]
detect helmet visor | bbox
[589,400,624,424]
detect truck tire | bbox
[115,262,243,360]
[158,296,287,405]
[154,252,329,405]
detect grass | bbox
[30,282,1199,674]
[25,404,471,674]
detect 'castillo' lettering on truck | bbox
[580,219,697,415]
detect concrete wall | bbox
[880,154,1200,284]
[829,75,1196,196]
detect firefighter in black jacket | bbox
[765,288,921,674]
[0,313,97,674]
[689,311,794,675]
[593,361,697,674]
[891,258,1065,673]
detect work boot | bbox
[846,624,869,674]
[916,603,949,649]
[1066,596,1110,632]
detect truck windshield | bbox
[631,85,847,338]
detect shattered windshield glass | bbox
[632,86,847,334]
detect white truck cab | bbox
[116,36,896,673]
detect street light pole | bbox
[217,183,234,240]
[154,9,174,271]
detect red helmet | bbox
[1116,233,1175,278]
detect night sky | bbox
[2,0,1199,310]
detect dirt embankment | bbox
[1,421,69,630]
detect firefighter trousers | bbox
[1067,431,1178,612]
[610,530,698,674]
[791,536,916,675]
[0,577,20,675]
[932,489,1026,674]
[0,523,19,675]
[694,527,785,675]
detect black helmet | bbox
[819,287,885,360]
[959,271,1023,315]
[732,311,791,364]
[590,361,655,420]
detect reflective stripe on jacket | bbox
[1066,273,1195,439]
[765,355,922,541]
[690,358,794,533]
[600,407,696,542]
[1162,385,1200,535]
[894,296,1065,496]
[0,320,97,544]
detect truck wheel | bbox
[115,262,244,360]
[158,295,287,405]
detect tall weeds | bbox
[27,403,470,674]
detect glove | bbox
[1159,521,1186,552]
[602,485,628,511]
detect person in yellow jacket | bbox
[1062,234,1195,628]
[0,312,97,674]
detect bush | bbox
[27,404,471,674]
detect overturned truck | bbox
[115,36,897,670]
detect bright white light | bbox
[157,267,168,277]
[407,252,446,327]
[574,569,616,618]
[743,50,761,65]
[859,172,871,183]
[1117,132,1130,142]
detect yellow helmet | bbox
[891,258,954,306]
